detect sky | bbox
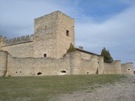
[0,0,135,69]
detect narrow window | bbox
[66,30,69,36]
[44,54,47,57]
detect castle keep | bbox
[0,11,134,76]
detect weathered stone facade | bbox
[0,11,134,76]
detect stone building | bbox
[0,11,134,76]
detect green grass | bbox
[0,74,126,101]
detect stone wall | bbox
[121,63,134,74]
[1,42,34,58]
[80,52,92,60]
[6,53,71,76]
[72,51,104,75]
[103,60,122,74]
[0,50,134,77]
[98,56,104,74]
[0,51,7,76]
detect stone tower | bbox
[34,11,75,58]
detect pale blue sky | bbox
[0,0,135,69]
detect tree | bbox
[101,47,114,63]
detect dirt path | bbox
[50,75,135,101]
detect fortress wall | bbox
[80,52,92,60]
[1,42,34,58]
[0,51,7,76]
[6,54,71,76]
[0,50,134,77]
[70,51,104,75]
[103,60,121,74]
[81,56,99,74]
[121,63,134,74]
[114,60,122,74]
[79,52,104,74]
[69,51,82,75]
[98,56,104,74]
[103,63,116,74]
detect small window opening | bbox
[16,71,17,73]
[20,71,21,73]
[61,70,67,73]
[128,69,130,71]
[87,72,89,74]
[44,54,47,57]
[66,30,69,36]
[37,72,42,75]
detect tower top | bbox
[34,10,74,21]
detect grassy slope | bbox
[0,75,125,101]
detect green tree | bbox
[101,47,114,63]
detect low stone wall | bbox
[0,51,134,77]
[121,63,134,74]
[103,61,122,74]
[0,51,7,76]
[6,54,71,76]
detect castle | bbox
[0,11,134,76]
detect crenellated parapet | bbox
[1,34,34,46]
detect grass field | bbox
[0,75,126,101]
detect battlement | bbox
[1,34,34,46]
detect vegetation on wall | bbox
[67,43,76,53]
[101,47,114,63]
[63,43,76,57]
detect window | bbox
[37,72,42,75]
[44,54,47,57]
[66,30,69,36]
[61,70,67,73]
